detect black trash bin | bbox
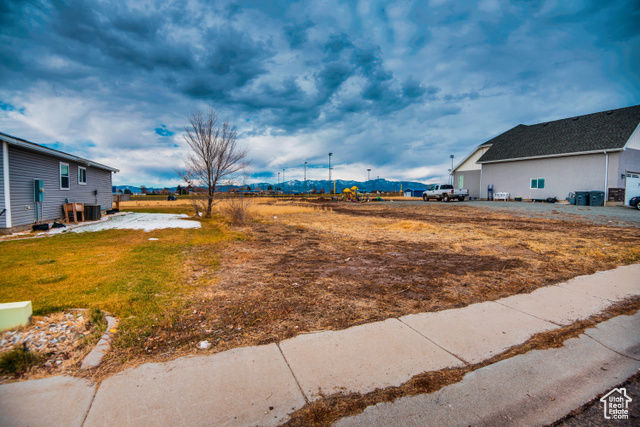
[589,191,605,207]
[575,191,590,206]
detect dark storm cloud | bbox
[0,0,638,186]
[0,0,428,136]
[324,33,353,55]
[284,20,315,48]
[179,27,272,100]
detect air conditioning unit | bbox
[84,204,102,221]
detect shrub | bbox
[220,196,254,225]
[0,344,43,375]
[88,308,107,331]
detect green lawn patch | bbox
[0,216,235,354]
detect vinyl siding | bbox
[455,146,491,172]
[7,146,113,228]
[626,124,640,150]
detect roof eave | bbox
[0,132,119,173]
[478,148,625,164]
[453,143,493,172]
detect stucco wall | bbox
[0,143,5,229]
[619,148,640,176]
[479,153,623,200]
[453,170,481,199]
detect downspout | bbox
[479,165,483,200]
[2,141,11,228]
[604,151,609,207]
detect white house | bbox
[453,105,640,204]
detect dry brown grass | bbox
[218,197,255,225]
[87,200,639,377]
[20,198,637,382]
[120,197,328,218]
[120,199,193,208]
[249,200,330,217]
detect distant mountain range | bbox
[114,178,432,194]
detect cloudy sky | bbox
[1,0,639,187]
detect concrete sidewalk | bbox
[335,313,640,426]
[1,264,638,426]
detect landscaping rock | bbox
[0,311,98,382]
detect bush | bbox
[189,193,210,217]
[220,196,254,225]
[88,308,107,331]
[0,344,43,375]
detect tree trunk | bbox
[206,188,214,217]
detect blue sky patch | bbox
[154,125,174,137]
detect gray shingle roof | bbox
[477,105,640,163]
[0,131,119,172]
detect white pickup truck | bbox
[422,184,469,202]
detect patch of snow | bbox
[64,213,201,233]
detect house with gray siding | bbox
[453,105,640,204]
[1,131,119,234]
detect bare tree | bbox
[180,108,249,217]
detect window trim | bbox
[530,178,545,189]
[60,162,70,190]
[78,166,87,185]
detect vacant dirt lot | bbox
[92,199,640,375]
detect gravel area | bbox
[391,200,640,227]
[0,311,99,382]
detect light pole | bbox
[450,154,455,186]
[283,168,285,192]
[328,153,332,182]
[304,161,307,194]
[277,172,280,192]
[367,168,371,191]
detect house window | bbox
[78,167,87,185]
[531,178,545,189]
[60,162,70,190]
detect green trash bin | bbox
[589,191,605,207]
[575,191,589,206]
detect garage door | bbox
[625,173,640,205]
